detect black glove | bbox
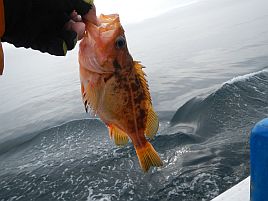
[2,0,92,56]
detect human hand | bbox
[2,0,97,56]
[64,4,98,39]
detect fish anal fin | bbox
[135,142,163,172]
[109,125,129,147]
[145,107,159,139]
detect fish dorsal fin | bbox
[145,107,159,139]
[133,61,159,139]
[133,61,152,104]
[108,125,129,146]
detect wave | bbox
[1,69,267,201]
[170,68,268,137]
[0,116,235,201]
[0,118,105,155]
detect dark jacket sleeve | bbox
[2,0,92,57]
[0,0,4,75]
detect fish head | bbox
[79,14,133,74]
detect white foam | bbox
[86,187,112,201]
[224,69,268,85]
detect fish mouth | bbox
[82,14,122,74]
[98,14,120,31]
[86,14,121,41]
[96,14,122,45]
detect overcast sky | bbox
[95,0,199,24]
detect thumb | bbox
[64,20,86,40]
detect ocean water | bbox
[1,0,268,200]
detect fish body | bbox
[79,14,162,172]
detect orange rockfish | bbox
[79,14,163,172]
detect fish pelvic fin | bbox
[109,125,129,147]
[145,107,159,139]
[135,142,163,172]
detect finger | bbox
[72,14,82,22]
[65,20,85,40]
[72,22,85,40]
[70,11,82,22]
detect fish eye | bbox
[115,36,126,49]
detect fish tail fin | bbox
[135,142,163,172]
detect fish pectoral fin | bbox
[145,107,159,139]
[81,81,100,114]
[135,142,163,172]
[81,82,89,113]
[108,125,129,147]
